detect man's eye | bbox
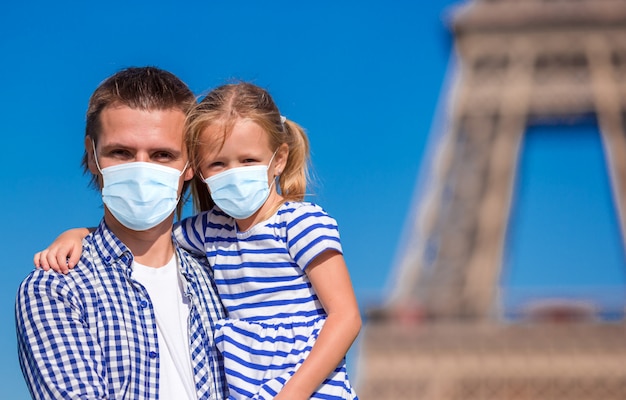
[110,149,131,158]
[154,152,174,161]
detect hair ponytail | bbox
[278,119,309,201]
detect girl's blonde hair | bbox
[185,82,310,212]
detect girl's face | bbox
[199,118,277,180]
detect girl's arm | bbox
[276,250,362,400]
[35,213,210,274]
[34,228,92,274]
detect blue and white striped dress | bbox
[175,202,358,400]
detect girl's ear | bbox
[273,143,289,176]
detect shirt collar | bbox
[88,219,132,269]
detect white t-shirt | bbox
[133,255,197,400]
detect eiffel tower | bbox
[358,1,626,399]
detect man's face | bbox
[86,105,193,193]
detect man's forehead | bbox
[97,106,186,148]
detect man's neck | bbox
[104,212,176,268]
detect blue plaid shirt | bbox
[16,220,228,399]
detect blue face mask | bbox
[93,145,186,231]
[204,156,276,220]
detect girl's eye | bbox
[207,161,224,169]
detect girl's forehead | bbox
[200,117,249,137]
[200,118,272,153]
[205,118,265,138]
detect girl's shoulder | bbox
[278,201,336,224]
[279,200,325,214]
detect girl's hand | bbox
[34,228,92,274]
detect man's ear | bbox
[84,136,99,175]
[274,143,289,176]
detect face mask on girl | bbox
[204,151,277,219]
[92,142,187,231]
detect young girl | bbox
[36,82,361,400]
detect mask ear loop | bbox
[179,162,189,177]
[173,162,189,204]
[268,148,282,192]
[91,139,103,174]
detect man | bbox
[15,67,227,400]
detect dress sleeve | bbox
[173,213,209,256]
[15,271,108,399]
[286,203,343,271]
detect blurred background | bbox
[362,0,626,399]
[2,0,626,399]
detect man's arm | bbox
[15,271,108,399]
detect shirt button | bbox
[149,351,158,359]
[140,300,148,309]
[105,256,111,262]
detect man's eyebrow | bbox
[98,141,131,149]
[99,143,182,155]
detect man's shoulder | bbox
[18,254,96,294]
[18,238,103,292]
[17,268,58,293]
[16,267,78,310]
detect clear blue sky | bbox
[1,1,458,397]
